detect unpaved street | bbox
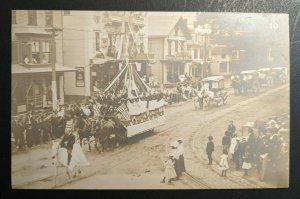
[12,85,289,189]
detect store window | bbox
[28,11,37,26]
[45,11,53,27]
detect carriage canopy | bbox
[202,76,225,90]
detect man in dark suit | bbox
[222,131,231,152]
[227,120,236,138]
[60,130,76,165]
[206,136,214,165]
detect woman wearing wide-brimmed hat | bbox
[206,136,214,165]
[170,141,181,179]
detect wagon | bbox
[240,70,261,93]
[194,76,228,110]
[257,67,273,87]
[270,67,288,84]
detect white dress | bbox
[164,158,177,180]
[229,137,237,155]
[219,154,229,171]
[69,143,90,170]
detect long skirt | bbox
[178,155,186,173]
[174,159,181,177]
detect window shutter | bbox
[12,41,19,64]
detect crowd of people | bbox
[206,116,289,181]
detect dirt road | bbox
[12,85,289,189]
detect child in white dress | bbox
[219,149,229,177]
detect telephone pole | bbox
[46,27,62,111]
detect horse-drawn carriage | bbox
[257,67,273,87]
[194,75,228,110]
[270,67,288,85]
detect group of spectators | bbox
[206,116,289,180]
[11,86,171,151]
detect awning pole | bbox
[104,63,128,92]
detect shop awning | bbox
[14,27,51,35]
[12,64,77,74]
[92,56,116,65]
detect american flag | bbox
[116,102,130,120]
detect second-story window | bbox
[180,41,184,52]
[175,26,179,36]
[31,41,40,64]
[194,49,198,59]
[12,10,17,24]
[21,40,52,65]
[28,11,37,26]
[168,40,172,56]
[95,32,100,51]
[175,41,178,53]
[45,11,53,27]
[41,41,51,63]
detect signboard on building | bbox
[76,67,85,87]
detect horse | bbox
[231,78,242,95]
[73,117,93,151]
[93,118,119,152]
[51,141,87,186]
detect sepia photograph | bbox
[11,10,289,189]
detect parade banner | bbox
[126,115,165,137]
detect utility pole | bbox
[46,27,62,111]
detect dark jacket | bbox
[60,133,75,150]
[206,141,214,154]
[227,124,236,136]
[222,135,231,146]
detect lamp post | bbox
[45,27,62,111]
[196,24,212,78]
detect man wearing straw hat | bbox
[206,136,214,165]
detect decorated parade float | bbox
[100,61,166,138]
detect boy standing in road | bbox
[206,136,214,165]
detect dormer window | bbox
[28,11,37,26]
[45,11,53,27]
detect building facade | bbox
[62,11,148,101]
[148,16,192,84]
[11,10,73,115]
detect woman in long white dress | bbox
[229,134,237,159]
[219,149,229,177]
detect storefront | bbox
[91,60,120,90]
[11,64,75,115]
